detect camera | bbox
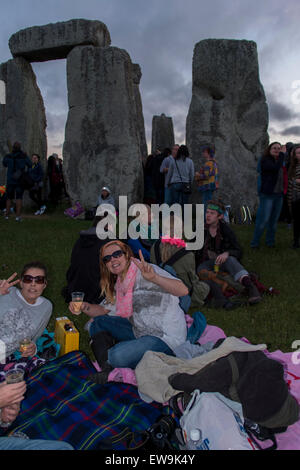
[147,415,177,450]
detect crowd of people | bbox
[0,139,299,450]
[1,142,68,222]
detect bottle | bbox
[187,429,203,450]
[213,263,219,273]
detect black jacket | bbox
[260,153,284,195]
[196,221,243,265]
[64,228,106,304]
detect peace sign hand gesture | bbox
[131,250,157,283]
[0,273,20,295]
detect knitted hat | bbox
[101,186,111,193]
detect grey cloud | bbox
[46,112,67,134]
[280,126,300,137]
[266,92,299,122]
[1,0,300,153]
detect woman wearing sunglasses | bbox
[0,261,52,381]
[69,240,188,383]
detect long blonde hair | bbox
[99,240,133,303]
[160,243,182,264]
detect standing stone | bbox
[9,19,111,62]
[63,45,144,207]
[132,63,148,162]
[186,39,269,210]
[151,114,175,154]
[0,57,47,186]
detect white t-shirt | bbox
[131,264,187,351]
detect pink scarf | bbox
[115,261,139,318]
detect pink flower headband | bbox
[161,237,186,248]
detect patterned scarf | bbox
[115,261,139,318]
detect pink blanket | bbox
[93,320,300,450]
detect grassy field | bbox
[1,204,299,355]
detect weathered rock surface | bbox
[9,19,111,62]
[186,39,269,210]
[151,113,175,155]
[0,57,47,186]
[63,45,144,207]
[132,63,148,162]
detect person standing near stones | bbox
[251,142,286,249]
[28,154,46,216]
[287,144,300,249]
[47,153,63,206]
[152,148,168,204]
[143,154,157,204]
[195,145,219,215]
[2,142,32,222]
[160,145,179,205]
[167,145,195,208]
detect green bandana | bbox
[207,204,224,214]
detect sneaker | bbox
[34,209,41,215]
[15,217,22,222]
[39,205,46,215]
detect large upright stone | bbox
[63,45,144,207]
[151,114,175,154]
[0,57,47,185]
[9,19,111,62]
[186,39,269,210]
[132,64,148,162]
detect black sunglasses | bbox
[22,274,46,284]
[102,250,125,264]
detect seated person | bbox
[97,186,115,209]
[196,200,262,305]
[126,204,158,262]
[69,240,188,383]
[62,215,111,304]
[151,214,242,311]
[0,379,73,450]
[150,214,210,311]
[0,261,52,380]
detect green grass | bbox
[1,205,300,354]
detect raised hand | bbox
[0,273,20,295]
[131,250,157,283]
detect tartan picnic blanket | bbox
[6,351,174,450]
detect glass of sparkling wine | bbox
[19,338,32,354]
[71,292,84,314]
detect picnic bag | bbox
[177,390,256,450]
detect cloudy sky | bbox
[1,0,300,156]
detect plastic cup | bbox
[5,369,25,384]
[71,292,84,314]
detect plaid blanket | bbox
[7,351,174,450]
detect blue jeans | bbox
[164,187,172,205]
[0,437,74,450]
[199,189,215,217]
[251,194,283,247]
[197,256,248,282]
[169,183,190,208]
[89,315,174,369]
